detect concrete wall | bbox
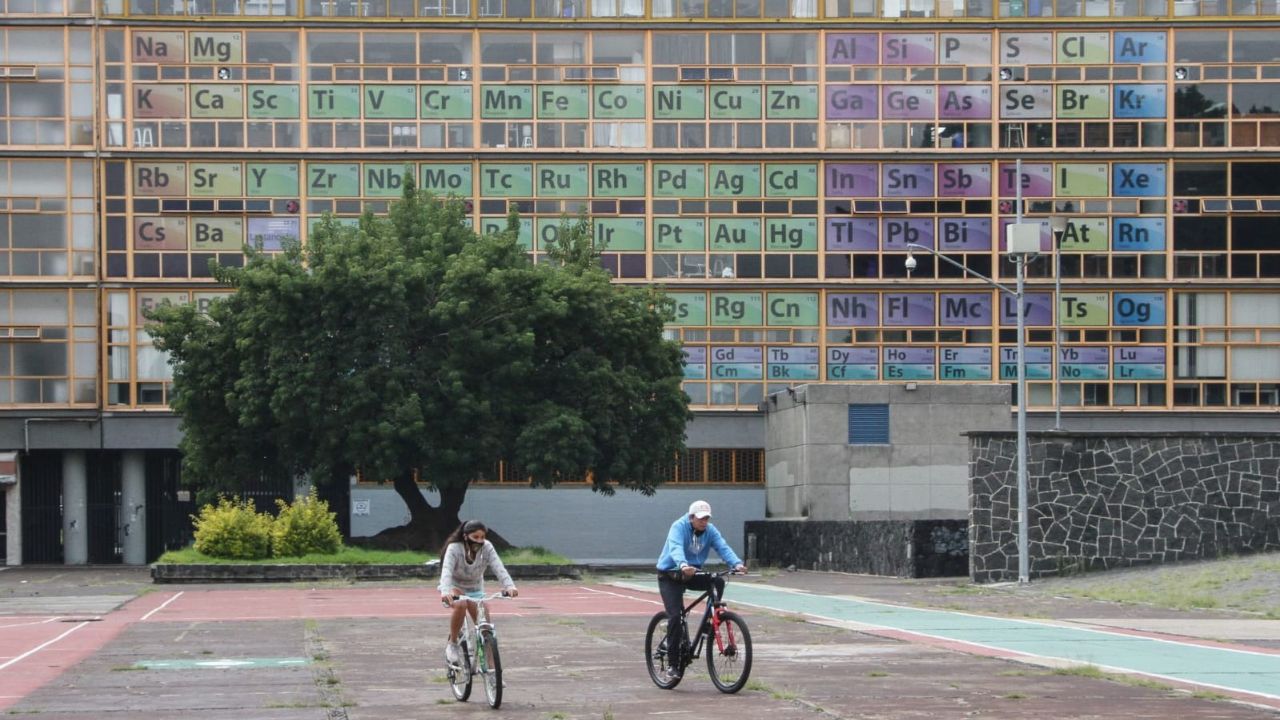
[765,383,1011,522]
[969,432,1280,583]
[4,480,18,565]
[350,484,764,563]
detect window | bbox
[848,403,889,444]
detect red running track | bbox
[0,584,661,711]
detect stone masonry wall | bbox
[968,433,1280,583]
[745,519,968,578]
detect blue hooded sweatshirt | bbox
[656,515,742,572]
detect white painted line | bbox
[0,622,90,671]
[579,586,663,606]
[141,591,184,621]
[0,617,62,630]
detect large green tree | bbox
[149,178,690,549]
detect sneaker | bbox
[662,666,682,683]
[445,642,461,665]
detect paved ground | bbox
[1,566,1279,719]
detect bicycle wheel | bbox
[448,637,472,701]
[479,629,502,709]
[706,610,752,694]
[644,611,682,690]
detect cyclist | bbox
[655,500,747,681]
[438,519,518,666]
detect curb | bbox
[150,563,657,584]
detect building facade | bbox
[0,0,1277,563]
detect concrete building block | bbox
[801,384,855,405]
[930,480,970,515]
[849,465,892,487]
[850,483,893,516]
[766,484,804,519]
[806,446,856,485]
[765,456,800,488]
[888,442,933,469]
[805,404,853,445]
[889,384,933,405]
[765,407,809,449]
[804,483,851,521]
[890,481,934,514]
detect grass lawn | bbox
[156,545,571,565]
[1042,552,1280,617]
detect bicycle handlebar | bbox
[443,591,511,607]
[675,568,747,579]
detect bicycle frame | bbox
[451,593,505,674]
[675,571,735,664]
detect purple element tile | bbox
[998,291,1053,326]
[826,217,878,251]
[938,85,992,119]
[938,218,992,251]
[828,347,879,364]
[882,163,935,197]
[683,346,706,364]
[883,346,936,363]
[882,293,935,326]
[1112,346,1165,363]
[1060,346,1109,364]
[937,163,992,197]
[826,86,878,120]
[1000,346,1053,364]
[826,34,879,64]
[768,346,820,364]
[998,162,1053,197]
[827,293,878,326]
[826,163,878,197]
[940,346,992,364]
[881,85,935,119]
[939,293,992,326]
[710,346,762,363]
[882,34,936,65]
[881,218,934,249]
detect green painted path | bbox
[617,580,1280,702]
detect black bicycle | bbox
[644,570,752,693]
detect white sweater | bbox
[437,540,515,594]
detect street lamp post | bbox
[1049,216,1068,432]
[905,227,1038,584]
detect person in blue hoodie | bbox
[654,500,747,681]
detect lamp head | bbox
[904,253,918,273]
[1049,215,1068,236]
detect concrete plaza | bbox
[2,567,1278,719]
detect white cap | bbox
[688,500,712,519]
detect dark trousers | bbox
[657,571,724,671]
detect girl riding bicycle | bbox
[438,520,518,665]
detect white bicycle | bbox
[445,592,508,709]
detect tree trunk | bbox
[366,475,510,552]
